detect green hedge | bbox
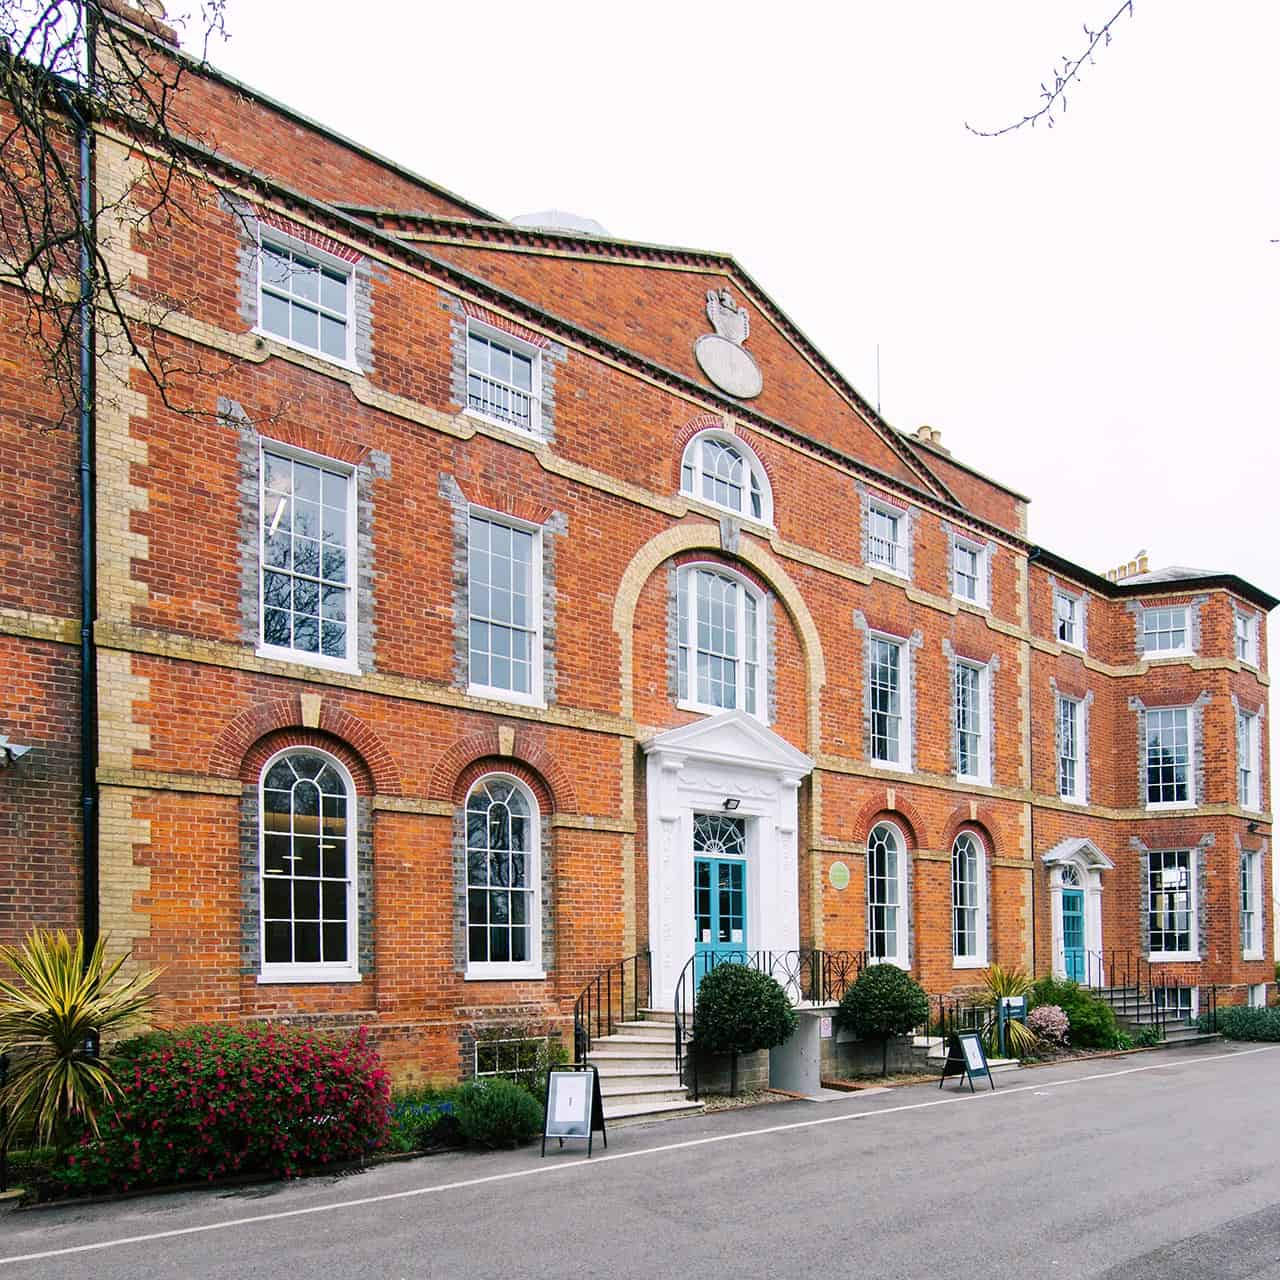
[1201,1005,1280,1041]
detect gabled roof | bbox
[346,209,956,504]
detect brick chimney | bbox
[1106,550,1149,582]
[99,0,178,46]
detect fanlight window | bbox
[680,432,770,523]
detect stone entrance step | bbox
[586,1015,703,1126]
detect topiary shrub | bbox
[1204,1006,1280,1041]
[693,964,798,1095]
[45,1023,389,1196]
[453,1078,543,1148]
[1030,977,1122,1049]
[835,963,930,1076]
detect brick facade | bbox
[0,9,1273,1083]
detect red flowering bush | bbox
[48,1024,390,1195]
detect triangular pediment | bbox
[642,711,813,779]
[1042,837,1115,871]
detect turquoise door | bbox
[694,857,746,983]
[1061,889,1085,982]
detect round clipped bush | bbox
[48,1024,390,1196]
[453,1078,543,1148]
[693,964,798,1056]
[1026,1003,1069,1047]
[835,963,930,1075]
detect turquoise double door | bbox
[694,856,746,977]
[1062,888,1085,982]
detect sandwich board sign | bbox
[542,1065,607,1156]
[938,1031,995,1092]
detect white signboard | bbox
[961,1035,986,1074]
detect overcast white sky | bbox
[205,0,1278,759]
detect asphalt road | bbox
[3,1041,1279,1279]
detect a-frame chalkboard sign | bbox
[542,1064,608,1156]
[938,1031,995,1092]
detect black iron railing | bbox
[1059,948,1217,1041]
[671,948,867,1090]
[573,951,652,1065]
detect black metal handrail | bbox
[1066,948,1214,1041]
[573,951,652,1065]
[671,948,867,1089]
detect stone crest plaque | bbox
[694,287,763,399]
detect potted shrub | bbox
[835,963,930,1076]
[692,964,797,1096]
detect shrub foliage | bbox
[1205,1005,1280,1042]
[1030,977,1121,1049]
[693,964,798,1056]
[453,1078,543,1148]
[836,964,930,1074]
[48,1024,389,1195]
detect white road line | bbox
[3,1044,1273,1267]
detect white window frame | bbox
[1238,710,1261,811]
[1141,605,1192,658]
[1054,590,1082,650]
[1147,849,1198,962]
[464,774,545,981]
[257,440,359,674]
[257,747,360,985]
[1235,611,1260,667]
[463,319,543,437]
[951,832,988,968]
[466,508,545,708]
[865,499,909,577]
[953,660,990,784]
[866,820,910,967]
[1241,849,1263,959]
[679,430,773,526]
[255,228,357,369]
[951,537,988,607]
[676,563,768,720]
[1057,695,1085,803]
[1145,706,1194,810]
[1248,983,1267,1008]
[868,631,911,772]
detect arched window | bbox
[680,432,772,524]
[260,749,358,981]
[676,565,768,718]
[866,822,909,965]
[951,832,988,966]
[465,775,542,977]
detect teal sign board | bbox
[938,1032,995,1092]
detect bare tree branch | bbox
[0,1,268,430]
[965,2,1135,137]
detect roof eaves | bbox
[113,14,500,224]
[901,433,1032,504]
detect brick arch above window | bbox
[240,729,375,796]
[210,697,399,795]
[939,810,1003,861]
[428,728,577,814]
[854,800,924,852]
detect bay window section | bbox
[1241,850,1261,958]
[1147,850,1194,958]
[1145,707,1192,807]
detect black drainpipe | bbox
[56,9,99,950]
[1026,546,1040,976]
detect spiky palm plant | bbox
[978,963,1039,1058]
[0,930,160,1148]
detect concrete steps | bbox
[586,1012,703,1126]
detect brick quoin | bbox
[0,5,1273,1087]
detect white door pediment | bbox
[642,709,813,780]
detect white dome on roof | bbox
[510,209,610,236]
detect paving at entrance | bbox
[4,1041,1278,1279]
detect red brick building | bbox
[1,4,1272,1096]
